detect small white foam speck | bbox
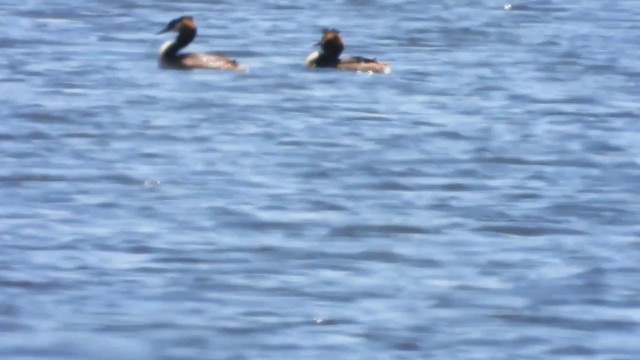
[504,3,512,10]
[143,180,160,189]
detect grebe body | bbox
[305,29,390,74]
[157,16,246,72]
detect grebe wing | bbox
[337,56,391,74]
[179,53,247,72]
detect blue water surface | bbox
[1,0,639,359]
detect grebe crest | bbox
[156,15,247,72]
[305,28,391,74]
[318,28,344,56]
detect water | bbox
[1,0,639,358]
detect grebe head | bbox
[156,15,196,34]
[316,28,344,57]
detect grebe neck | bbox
[314,52,340,67]
[322,42,344,59]
[162,28,196,57]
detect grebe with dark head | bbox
[305,29,391,74]
[157,16,247,72]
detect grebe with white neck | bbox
[156,16,247,72]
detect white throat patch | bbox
[158,40,174,55]
[304,51,320,66]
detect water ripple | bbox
[1,0,639,359]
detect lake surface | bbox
[1,0,639,359]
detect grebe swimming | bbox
[156,16,246,72]
[305,29,391,74]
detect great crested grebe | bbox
[156,15,247,72]
[305,29,391,74]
